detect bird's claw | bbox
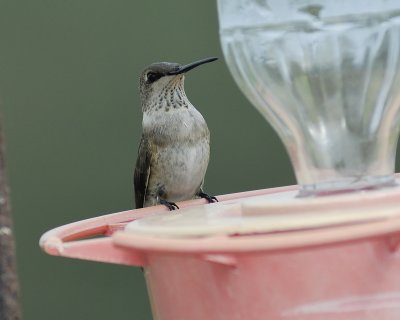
[199,191,218,203]
[159,199,180,210]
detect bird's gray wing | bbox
[134,136,151,208]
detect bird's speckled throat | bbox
[141,75,189,112]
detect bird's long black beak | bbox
[167,57,218,75]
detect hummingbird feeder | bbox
[40,1,400,319]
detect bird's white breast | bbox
[143,103,210,203]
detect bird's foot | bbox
[199,191,218,203]
[159,198,179,210]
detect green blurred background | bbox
[0,0,316,319]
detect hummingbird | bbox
[134,57,218,210]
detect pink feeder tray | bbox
[40,180,400,320]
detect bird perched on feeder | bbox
[134,57,218,210]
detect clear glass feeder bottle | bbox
[217,0,400,196]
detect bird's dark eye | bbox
[146,72,161,84]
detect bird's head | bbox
[139,57,217,111]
